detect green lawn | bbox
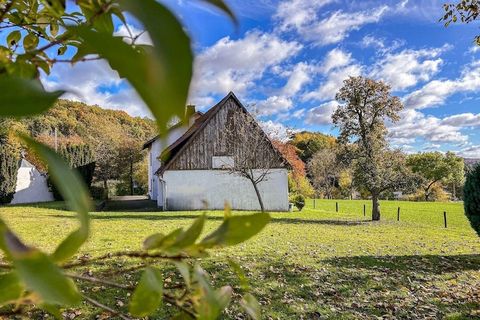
[1,200,479,319]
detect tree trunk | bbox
[424,188,430,202]
[251,180,265,212]
[130,161,134,196]
[372,193,380,221]
[103,179,109,200]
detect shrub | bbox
[464,164,480,236]
[0,143,20,204]
[293,194,305,211]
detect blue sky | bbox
[41,0,480,158]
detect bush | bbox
[89,185,106,200]
[464,165,480,236]
[292,194,305,211]
[0,143,20,204]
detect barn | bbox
[143,92,290,211]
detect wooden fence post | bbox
[363,204,366,217]
[397,207,400,221]
[336,202,338,213]
[444,211,447,228]
[313,199,316,209]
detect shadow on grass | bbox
[51,212,372,226]
[324,253,480,273]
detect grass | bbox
[1,199,479,319]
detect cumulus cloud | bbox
[388,109,468,144]
[305,101,338,125]
[404,61,480,109]
[370,48,444,91]
[458,145,480,158]
[260,120,293,141]
[276,0,388,46]
[320,48,352,73]
[190,31,302,106]
[255,96,293,116]
[281,62,313,96]
[43,60,149,117]
[441,113,480,127]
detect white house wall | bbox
[162,169,289,211]
[147,126,188,200]
[11,160,54,204]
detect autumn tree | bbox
[308,148,338,199]
[117,139,144,195]
[407,151,465,201]
[290,131,336,163]
[332,76,412,221]
[441,0,480,44]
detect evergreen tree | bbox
[0,142,20,204]
[464,164,480,236]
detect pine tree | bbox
[464,164,480,236]
[0,143,20,204]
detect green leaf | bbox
[129,267,163,317]
[0,77,63,117]
[12,250,81,305]
[199,0,238,25]
[200,213,270,247]
[21,136,92,262]
[0,272,23,306]
[240,293,261,320]
[117,0,193,132]
[57,45,67,56]
[143,229,182,251]
[173,261,191,288]
[50,22,59,37]
[7,30,21,47]
[228,258,249,291]
[23,33,39,50]
[40,303,63,319]
[171,214,205,249]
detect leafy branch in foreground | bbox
[0,0,270,318]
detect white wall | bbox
[147,126,189,200]
[11,160,54,204]
[162,169,289,211]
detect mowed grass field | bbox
[1,200,479,319]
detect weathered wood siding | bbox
[167,97,286,170]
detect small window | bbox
[212,156,234,169]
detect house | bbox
[143,92,290,211]
[11,158,54,204]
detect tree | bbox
[441,1,480,45]
[0,1,267,318]
[290,131,336,163]
[464,164,480,236]
[332,76,408,221]
[308,148,338,199]
[117,139,144,195]
[406,151,464,201]
[0,141,20,204]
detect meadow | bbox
[1,200,479,319]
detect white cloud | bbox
[114,24,152,45]
[320,48,352,73]
[458,145,480,158]
[281,62,312,96]
[43,60,149,117]
[190,31,302,105]
[276,1,389,46]
[388,109,468,144]
[404,61,480,109]
[260,120,292,141]
[370,48,444,91]
[305,101,338,125]
[442,113,480,127]
[255,95,293,116]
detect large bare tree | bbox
[332,76,412,221]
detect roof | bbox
[142,111,203,150]
[155,92,290,175]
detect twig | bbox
[65,273,135,290]
[82,295,132,320]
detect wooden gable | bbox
[160,93,288,172]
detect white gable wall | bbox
[11,159,54,204]
[147,126,189,200]
[162,169,289,211]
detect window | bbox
[212,156,234,169]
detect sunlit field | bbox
[1,200,479,319]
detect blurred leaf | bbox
[40,303,63,319]
[21,136,92,262]
[173,261,191,288]
[200,213,270,247]
[7,30,21,47]
[240,293,261,320]
[0,77,63,117]
[0,272,23,306]
[117,0,193,132]
[199,0,238,25]
[194,265,232,320]
[171,312,195,320]
[224,202,232,218]
[143,229,182,251]
[228,258,249,291]
[171,214,205,249]
[12,249,80,305]
[129,267,163,317]
[23,33,39,50]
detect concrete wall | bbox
[162,169,289,211]
[11,160,54,204]
[147,126,188,199]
